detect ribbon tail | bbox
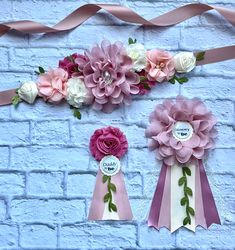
[88,170,106,220]
[148,163,169,229]
[112,171,133,220]
[198,159,221,227]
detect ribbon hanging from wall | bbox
[145,96,220,232]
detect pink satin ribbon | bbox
[88,170,133,220]
[0,3,235,35]
[148,160,220,230]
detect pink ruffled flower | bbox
[59,53,88,78]
[83,40,140,113]
[90,126,128,161]
[145,96,217,166]
[37,68,68,103]
[146,49,175,83]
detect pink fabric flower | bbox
[146,49,175,83]
[59,53,88,78]
[90,126,128,161]
[145,96,217,166]
[83,40,140,113]
[37,68,68,103]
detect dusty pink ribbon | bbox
[1,3,235,35]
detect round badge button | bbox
[100,155,121,176]
[172,121,193,142]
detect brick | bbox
[128,148,158,172]
[143,171,161,199]
[0,200,6,221]
[31,120,70,144]
[216,125,235,148]
[0,173,24,195]
[67,173,96,197]
[11,199,85,223]
[125,172,143,196]
[176,225,235,249]
[0,224,18,249]
[20,224,57,248]
[0,122,29,145]
[28,172,64,196]
[0,48,9,70]
[61,223,137,248]
[0,147,9,169]
[130,198,151,221]
[11,146,89,171]
[139,224,176,248]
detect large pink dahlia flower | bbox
[83,40,140,113]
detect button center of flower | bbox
[102,71,113,85]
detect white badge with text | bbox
[172,121,194,142]
[100,155,121,176]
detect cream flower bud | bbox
[174,52,196,73]
[126,43,147,72]
[18,81,38,104]
[66,77,89,108]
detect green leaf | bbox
[188,206,195,216]
[108,183,117,192]
[34,71,40,75]
[183,217,189,226]
[178,77,189,84]
[73,108,82,120]
[110,203,117,212]
[140,76,147,82]
[103,193,110,202]
[196,51,205,61]
[12,95,21,107]
[183,166,191,176]
[102,175,109,183]
[178,176,186,186]
[169,77,176,84]
[185,187,193,196]
[128,37,137,45]
[39,66,45,74]
[142,82,151,90]
[180,197,187,206]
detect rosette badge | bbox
[146,96,220,232]
[88,126,133,220]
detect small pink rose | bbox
[90,126,128,161]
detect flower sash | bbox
[146,96,220,232]
[88,127,133,220]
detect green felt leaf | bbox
[73,108,82,120]
[102,175,109,183]
[109,183,117,192]
[188,206,195,216]
[142,82,151,90]
[39,66,45,74]
[12,95,21,107]
[169,78,176,84]
[183,217,189,226]
[140,76,147,82]
[178,77,189,84]
[185,187,193,196]
[178,176,186,186]
[103,193,110,202]
[196,51,205,61]
[183,166,191,176]
[110,203,117,212]
[128,37,137,45]
[180,197,187,206]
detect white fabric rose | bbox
[174,52,196,73]
[18,81,38,104]
[126,43,147,72]
[66,77,89,108]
